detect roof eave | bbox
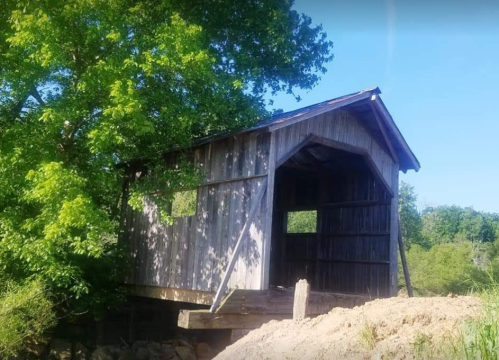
[372,96,420,172]
[267,88,380,132]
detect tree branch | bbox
[29,86,45,106]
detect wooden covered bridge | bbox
[121,87,419,331]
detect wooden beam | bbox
[281,162,319,173]
[293,280,310,320]
[310,135,367,157]
[285,259,389,265]
[210,179,268,313]
[309,135,394,197]
[389,163,400,296]
[215,288,371,315]
[276,200,391,213]
[372,97,420,171]
[126,284,214,305]
[262,132,276,290]
[275,134,315,168]
[370,102,399,164]
[276,134,394,198]
[202,173,267,187]
[398,222,414,297]
[320,199,392,208]
[178,310,290,329]
[359,153,395,198]
[349,111,394,162]
[283,232,390,237]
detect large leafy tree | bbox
[0,0,333,311]
[399,181,427,249]
[422,206,497,246]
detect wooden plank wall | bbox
[317,169,391,297]
[267,109,398,297]
[124,107,399,298]
[124,131,271,292]
[273,110,395,189]
[270,166,392,297]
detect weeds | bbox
[0,279,56,359]
[359,321,377,350]
[448,287,499,359]
[412,332,435,358]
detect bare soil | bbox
[214,296,481,360]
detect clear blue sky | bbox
[267,0,499,213]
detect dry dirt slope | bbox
[214,296,481,360]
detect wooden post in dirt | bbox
[398,222,413,297]
[293,279,310,320]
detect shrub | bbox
[0,279,56,359]
[404,243,485,295]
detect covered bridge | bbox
[121,87,419,330]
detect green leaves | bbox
[0,0,333,315]
[399,182,499,295]
[399,181,427,249]
[0,279,56,358]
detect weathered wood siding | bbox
[267,109,399,296]
[272,110,395,189]
[269,166,393,297]
[125,132,270,292]
[124,107,400,298]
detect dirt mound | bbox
[215,296,481,360]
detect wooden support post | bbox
[210,179,268,313]
[293,279,310,320]
[398,222,413,297]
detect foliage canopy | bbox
[398,182,499,295]
[0,0,333,312]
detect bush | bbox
[0,279,56,359]
[403,243,487,295]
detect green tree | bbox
[422,206,498,246]
[405,243,487,295]
[398,181,427,249]
[287,210,317,233]
[0,0,333,313]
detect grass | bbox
[412,332,436,358]
[448,287,499,359]
[356,285,499,359]
[359,321,377,351]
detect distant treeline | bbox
[399,182,499,295]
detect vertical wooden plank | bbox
[169,217,182,287]
[193,186,208,290]
[211,182,229,291]
[206,185,219,291]
[262,132,276,289]
[246,178,265,289]
[234,180,250,288]
[186,198,198,289]
[389,163,399,296]
[226,181,238,290]
[209,180,268,312]
[293,279,310,320]
[220,183,231,287]
[198,185,216,291]
[179,217,191,288]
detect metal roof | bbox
[196,87,420,172]
[256,87,380,129]
[122,87,420,172]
